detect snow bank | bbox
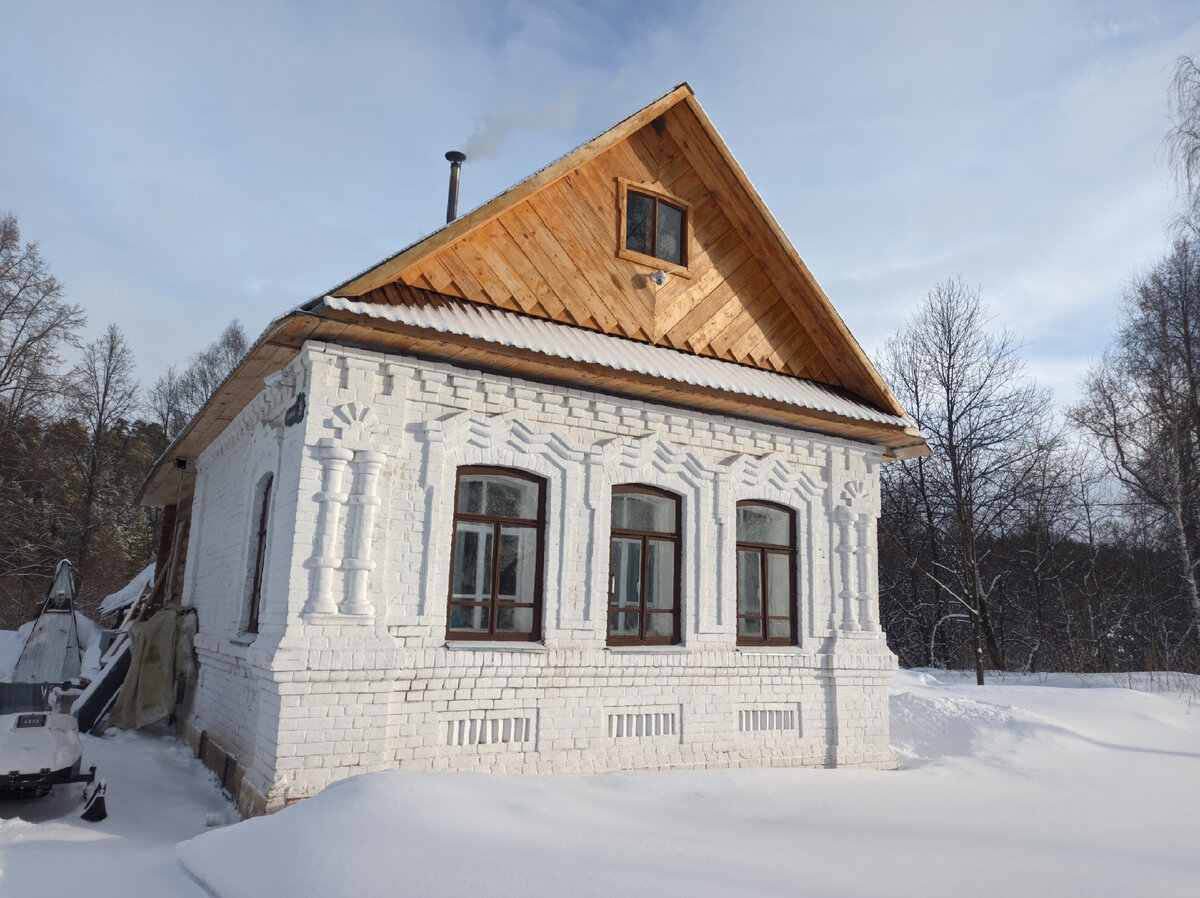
[176,670,1200,898]
[4,670,1196,897]
[0,620,33,681]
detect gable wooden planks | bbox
[376,117,861,394]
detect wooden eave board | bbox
[327,85,904,418]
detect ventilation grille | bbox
[738,707,799,734]
[445,716,533,748]
[607,709,678,739]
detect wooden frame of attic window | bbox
[616,177,693,278]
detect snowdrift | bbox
[176,670,1200,898]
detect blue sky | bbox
[3,0,1199,405]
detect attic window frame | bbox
[616,178,693,278]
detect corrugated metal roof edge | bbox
[323,295,914,429]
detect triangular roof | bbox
[322,83,903,417]
[138,85,925,507]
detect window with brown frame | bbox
[246,474,273,635]
[618,181,690,272]
[608,485,681,645]
[736,501,796,646]
[447,467,546,641]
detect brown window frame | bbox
[607,484,682,646]
[616,178,693,277]
[246,474,273,635]
[446,466,547,642]
[735,500,797,647]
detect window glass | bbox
[767,552,791,618]
[625,191,654,256]
[458,474,539,519]
[449,605,491,632]
[611,538,642,608]
[452,522,493,600]
[657,202,684,265]
[612,491,676,533]
[737,549,762,616]
[497,525,536,604]
[737,504,790,545]
[246,475,273,635]
[646,540,675,609]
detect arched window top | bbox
[612,484,680,534]
[456,467,543,521]
[736,501,794,547]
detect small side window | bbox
[246,474,273,634]
[618,180,691,274]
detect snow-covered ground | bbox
[2,668,1198,897]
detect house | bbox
[136,84,928,816]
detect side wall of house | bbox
[176,364,310,814]
[182,340,896,815]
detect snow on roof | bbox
[323,296,912,428]
[98,564,155,616]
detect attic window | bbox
[617,179,691,274]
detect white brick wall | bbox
[180,341,897,815]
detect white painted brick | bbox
[181,343,897,813]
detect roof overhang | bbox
[137,296,927,508]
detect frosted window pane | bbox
[737,505,790,545]
[609,611,639,636]
[767,552,791,617]
[449,605,491,632]
[646,540,675,609]
[612,492,676,532]
[458,474,538,519]
[737,549,762,615]
[496,606,533,633]
[645,612,673,638]
[739,617,762,637]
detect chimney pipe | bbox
[445,150,466,223]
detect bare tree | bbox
[177,319,249,424]
[879,278,1056,684]
[0,213,86,453]
[147,365,185,452]
[1167,55,1200,235]
[1072,241,1200,652]
[66,324,139,572]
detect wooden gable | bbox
[331,85,904,418]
